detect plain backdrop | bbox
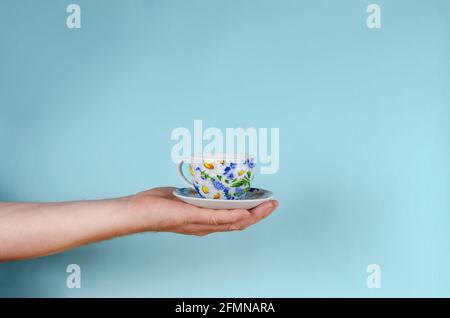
[0,0,449,297]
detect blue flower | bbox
[223,188,232,200]
[213,180,226,191]
[223,166,235,180]
[245,158,255,169]
[236,187,243,196]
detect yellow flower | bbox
[217,160,224,165]
[238,170,245,176]
[202,186,209,194]
[203,162,214,169]
[189,164,194,176]
[213,193,220,199]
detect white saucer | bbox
[173,188,274,210]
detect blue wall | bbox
[0,0,449,297]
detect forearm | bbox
[0,197,138,261]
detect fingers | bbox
[177,223,244,236]
[233,200,278,230]
[177,200,279,236]
[250,200,279,221]
[187,208,251,225]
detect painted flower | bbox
[245,158,255,169]
[213,193,220,199]
[201,186,209,194]
[195,166,201,172]
[238,169,245,176]
[203,162,214,169]
[213,180,226,191]
[223,187,231,200]
[223,166,235,180]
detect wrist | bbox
[91,196,143,237]
[122,192,157,233]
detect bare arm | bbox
[0,187,278,262]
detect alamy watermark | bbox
[171,120,279,174]
[366,264,381,288]
[366,4,381,29]
[66,4,380,30]
[66,264,81,289]
[66,4,81,29]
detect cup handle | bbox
[177,160,194,188]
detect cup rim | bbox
[190,153,252,163]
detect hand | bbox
[128,187,279,236]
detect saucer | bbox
[173,188,274,210]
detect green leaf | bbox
[247,171,251,178]
[217,175,222,181]
[231,180,246,187]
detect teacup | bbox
[177,153,255,200]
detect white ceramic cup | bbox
[178,153,256,200]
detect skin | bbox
[0,187,278,262]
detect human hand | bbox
[128,187,279,236]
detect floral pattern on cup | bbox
[188,158,255,200]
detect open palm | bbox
[129,187,278,236]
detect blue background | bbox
[1,0,449,297]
